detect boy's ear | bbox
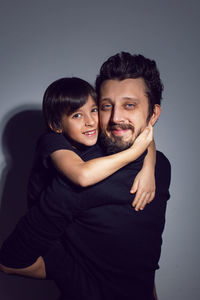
[49,123,62,133]
[149,104,161,126]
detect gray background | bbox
[0,0,199,299]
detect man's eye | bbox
[72,113,82,119]
[125,103,135,109]
[101,104,112,111]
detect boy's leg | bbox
[0,256,46,279]
[0,240,69,281]
[153,284,159,300]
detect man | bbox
[42,52,170,300]
[0,52,171,299]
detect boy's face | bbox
[58,96,99,147]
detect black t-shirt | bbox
[0,132,171,300]
[42,149,171,300]
[0,132,103,267]
[27,131,81,208]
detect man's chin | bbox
[99,132,134,154]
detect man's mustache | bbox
[108,123,135,131]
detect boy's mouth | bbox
[83,129,97,136]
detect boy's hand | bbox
[130,167,155,211]
[131,125,153,153]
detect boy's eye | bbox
[72,113,82,119]
[91,107,98,113]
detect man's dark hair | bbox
[95,52,163,119]
[43,77,97,131]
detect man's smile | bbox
[111,128,131,136]
[108,123,134,137]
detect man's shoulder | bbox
[80,142,104,161]
[155,150,171,191]
[156,150,171,170]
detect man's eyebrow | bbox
[122,97,140,102]
[100,97,140,102]
[100,97,112,102]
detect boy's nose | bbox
[85,115,95,126]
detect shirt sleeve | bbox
[36,131,74,160]
[27,131,76,208]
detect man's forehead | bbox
[99,78,148,103]
[100,96,141,103]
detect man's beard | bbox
[99,123,137,154]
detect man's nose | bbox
[111,106,125,123]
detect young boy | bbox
[0,77,156,279]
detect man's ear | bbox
[149,104,161,126]
[49,123,62,133]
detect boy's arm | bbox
[130,140,156,211]
[51,126,153,187]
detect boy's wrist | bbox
[142,163,155,173]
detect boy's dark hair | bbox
[43,77,97,131]
[95,52,163,119]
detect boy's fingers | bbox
[143,192,151,205]
[136,192,153,211]
[132,189,142,207]
[139,194,151,210]
[147,191,155,203]
[137,193,150,211]
[144,127,150,134]
[147,122,153,128]
[146,124,153,135]
[132,188,155,209]
[135,192,146,211]
[130,180,139,194]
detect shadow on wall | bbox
[0,107,45,242]
[0,106,59,300]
